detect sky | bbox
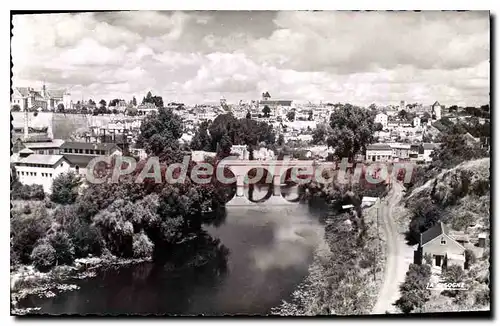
[12,11,490,107]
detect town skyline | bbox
[12,11,490,106]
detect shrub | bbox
[394,264,431,313]
[48,231,75,265]
[132,232,154,258]
[30,241,56,272]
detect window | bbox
[440,238,446,245]
[68,149,73,153]
[79,149,83,154]
[48,149,53,154]
[85,149,89,154]
[49,173,52,177]
[21,171,24,176]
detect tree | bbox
[374,122,383,131]
[132,96,137,107]
[88,99,96,106]
[326,104,376,162]
[398,109,408,120]
[246,111,251,119]
[287,110,295,122]
[30,241,57,272]
[262,105,271,118]
[50,172,81,205]
[190,121,212,151]
[449,105,458,113]
[312,123,330,145]
[277,134,285,146]
[369,103,377,111]
[308,111,314,121]
[11,104,21,111]
[48,231,75,265]
[431,125,488,169]
[99,99,107,108]
[136,107,184,161]
[57,103,65,112]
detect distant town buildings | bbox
[12,84,71,111]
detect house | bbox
[230,145,249,160]
[366,143,393,162]
[417,222,465,269]
[375,113,388,129]
[12,153,72,193]
[12,84,71,111]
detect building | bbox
[390,143,411,160]
[416,222,465,269]
[421,143,440,163]
[431,101,443,121]
[21,139,65,155]
[12,152,72,193]
[258,91,293,118]
[399,100,406,111]
[375,113,388,129]
[230,145,250,160]
[413,116,421,128]
[366,143,393,162]
[60,142,123,175]
[12,84,71,111]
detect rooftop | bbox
[367,143,393,151]
[61,142,120,151]
[421,222,450,245]
[16,154,65,166]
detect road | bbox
[371,181,414,314]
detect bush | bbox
[132,232,154,258]
[48,231,75,265]
[30,241,56,272]
[394,264,431,313]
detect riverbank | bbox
[11,255,151,315]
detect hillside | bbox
[406,157,490,232]
[397,157,490,313]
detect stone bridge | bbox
[222,159,336,206]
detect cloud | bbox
[11,11,490,106]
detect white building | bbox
[375,113,388,129]
[12,84,71,111]
[12,153,72,193]
[431,101,442,121]
[413,116,421,128]
[365,143,393,162]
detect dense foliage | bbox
[394,264,431,313]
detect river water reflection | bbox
[19,188,325,315]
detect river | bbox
[17,188,326,315]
